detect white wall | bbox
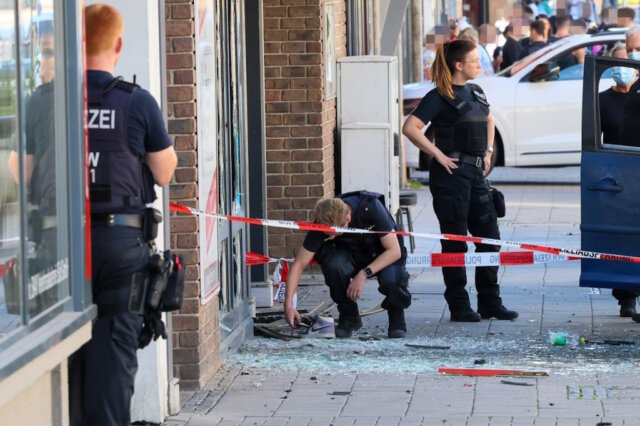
[84,0,169,423]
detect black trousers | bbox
[69,227,148,426]
[612,289,639,307]
[318,245,411,318]
[429,160,502,313]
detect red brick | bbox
[283,210,309,221]
[265,90,282,102]
[172,315,199,331]
[177,151,197,166]
[173,37,195,52]
[285,234,306,246]
[284,186,308,197]
[307,113,322,125]
[172,4,193,19]
[289,53,321,65]
[264,54,288,66]
[291,126,321,137]
[282,41,307,53]
[291,101,322,113]
[309,185,324,197]
[264,67,282,78]
[166,21,194,37]
[306,41,321,52]
[288,6,318,17]
[267,187,283,198]
[282,66,306,77]
[173,101,195,117]
[282,90,306,102]
[170,183,197,199]
[266,126,291,138]
[174,347,200,364]
[264,6,287,17]
[307,66,321,77]
[266,139,285,149]
[170,216,197,233]
[179,364,201,380]
[266,102,290,113]
[267,174,290,186]
[168,118,196,134]
[268,199,292,209]
[266,150,291,162]
[263,18,281,30]
[284,162,308,173]
[178,298,200,315]
[309,162,324,173]
[174,135,196,150]
[264,29,288,41]
[291,149,322,161]
[284,139,308,149]
[265,79,291,90]
[167,86,196,102]
[288,30,321,41]
[264,42,281,54]
[266,162,283,174]
[266,113,283,125]
[292,174,323,185]
[175,167,196,183]
[177,233,198,249]
[281,18,305,29]
[305,17,322,29]
[292,78,322,89]
[292,198,317,209]
[282,0,306,4]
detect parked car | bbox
[403,32,625,175]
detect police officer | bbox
[402,39,518,322]
[7,33,58,314]
[284,192,412,338]
[69,5,177,425]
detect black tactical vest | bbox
[338,190,407,262]
[432,83,490,154]
[87,78,154,214]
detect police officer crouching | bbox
[68,5,178,425]
[284,192,412,338]
[402,39,517,322]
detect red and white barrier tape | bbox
[171,202,638,263]
[246,251,573,269]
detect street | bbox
[166,179,640,426]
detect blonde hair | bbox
[314,198,349,226]
[85,4,124,56]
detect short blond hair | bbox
[85,4,124,56]
[314,198,349,226]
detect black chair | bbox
[396,191,417,253]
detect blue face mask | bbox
[629,51,640,62]
[612,66,636,86]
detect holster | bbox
[143,208,162,242]
[490,186,506,218]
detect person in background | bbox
[518,19,548,59]
[459,27,494,76]
[501,23,522,70]
[550,15,572,42]
[617,7,636,29]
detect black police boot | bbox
[387,309,406,339]
[632,313,640,323]
[478,304,519,320]
[335,315,363,338]
[450,308,481,322]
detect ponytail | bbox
[431,39,477,99]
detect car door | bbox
[514,42,613,166]
[580,55,640,291]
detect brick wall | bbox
[263,0,347,260]
[166,0,220,391]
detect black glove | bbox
[138,310,167,349]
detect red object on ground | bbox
[438,367,549,377]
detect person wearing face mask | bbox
[620,26,640,151]
[402,40,518,323]
[284,193,412,339]
[598,42,640,318]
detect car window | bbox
[557,63,584,80]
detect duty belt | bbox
[91,213,143,229]
[448,152,483,168]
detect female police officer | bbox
[402,39,518,322]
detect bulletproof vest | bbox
[338,190,407,262]
[87,78,153,214]
[28,83,56,213]
[432,83,490,153]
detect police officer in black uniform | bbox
[68,5,177,425]
[284,192,411,338]
[402,39,518,322]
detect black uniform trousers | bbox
[317,244,411,318]
[429,159,503,313]
[69,226,149,426]
[612,289,639,307]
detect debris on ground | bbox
[500,379,534,386]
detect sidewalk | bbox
[166,185,640,426]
